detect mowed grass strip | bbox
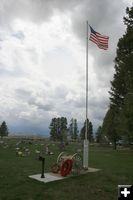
[0,139,133,200]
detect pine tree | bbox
[80,125,85,140]
[95,126,102,143]
[88,121,93,142]
[49,118,58,141]
[80,119,93,142]
[118,93,133,144]
[102,107,120,149]
[57,118,61,140]
[102,6,133,147]
[69,118,78,140]
[0,121,9,138]
[60,117,67,141]
[49,117,68,141]
[73,119,78,140]
[110,6,133,110]
[69,118,74,139]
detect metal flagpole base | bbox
[83,139,89,169]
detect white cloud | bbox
[0,0,131,134]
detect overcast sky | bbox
[0,0,131,135]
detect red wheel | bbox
[60,159,73,177]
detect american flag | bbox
[89,26,109,50]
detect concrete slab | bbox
[29,173,66,183]
[87,167,101,172]
[29,167,101,183]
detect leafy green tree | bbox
[80,119,93,142]
[0,121,9,138]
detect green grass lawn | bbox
[0,139,133,200]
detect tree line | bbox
[96,6,133,149]
[49,117,93,142]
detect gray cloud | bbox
[66,96,85,108]
[69,0,128,77]
[53,85,68,99]
[28,99,54,111]
[0,0,131,135]
[0,0,128,73]
[71,0,127,42]
[0,0,80,27]
[15,88,33,99]
[15,87,54,111]
[0,0,52,27]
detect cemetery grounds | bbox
[0,138,133,200]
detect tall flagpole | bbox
[83,21,89,169]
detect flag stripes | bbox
[89,26,109,50]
